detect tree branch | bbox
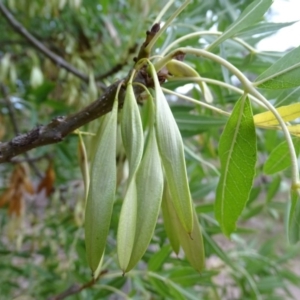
[47,270,108,300]
[0,80,123,163]
[0,22,162,164]
[0,2,105,88]
[95,44,138,81]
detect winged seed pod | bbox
[84,96,118,273]
[118,76,144,272]
[126,126,164,272]
[149,62,194,234]
[121,72,144,183]
[161,183,180,255]
[166,59,213,103]
[117,179,138,272]
[162,184,205,272]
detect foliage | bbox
[1,0,300,299]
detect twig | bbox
[48,270,108,300]
[0,2,105,89]
[95,44,138,81]
[0,80,122,163]
[0,71,150,163]
[0,83,43,177]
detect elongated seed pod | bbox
[149,62,193,234]
[163,184,205,272]
[85,97,118,273]
[166,59,213,103]
[117,179,138,272]
[117,76,145,272]
[126,127,164,272]
[161,183,180,255]
[121,75,144,183]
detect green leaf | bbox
[215,96,257,236]
[275,86,300,106]
[288,190,300,244]
[173,111,227,137]
[207,0,273,50]
[148,245,172,272]
[255,46,300,89]
[266,175,281,203]
[263,140,300,175]
[236,21,296,38]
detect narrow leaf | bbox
[236,21,296,38]
[286,125,300,137]
[148,245,172,272]
[149,62,193,233]
[264,139,300,175]
[207,0,273,50]
[215,96,257,236]
[253,103,300,126]
[173,112,226,137]
[85,98,118,273]
[266,175,281,203]
[288,190,300,244]
[275,87,300,106]
[255,46,300,89]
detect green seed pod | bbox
[117,74,145,272]
[121,74,144,183]
[126,127,164,272]
[84,97,118,273]
[162,184,205,272]
[117,179,138,272]
[161,183,180,255]
[166,59,213,103]
[149,62,194,234]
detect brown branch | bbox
[0,2,105,89]
[48,270,108,300]
[95,44,138,81]
[0,22,163,164]
[0,80,123,163]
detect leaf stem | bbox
[165,47,299,188]
[161,31,257,56]
[153,0,175,24]
[145,0,191,53]
[167,76,266,107]
[162,87,230,116]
